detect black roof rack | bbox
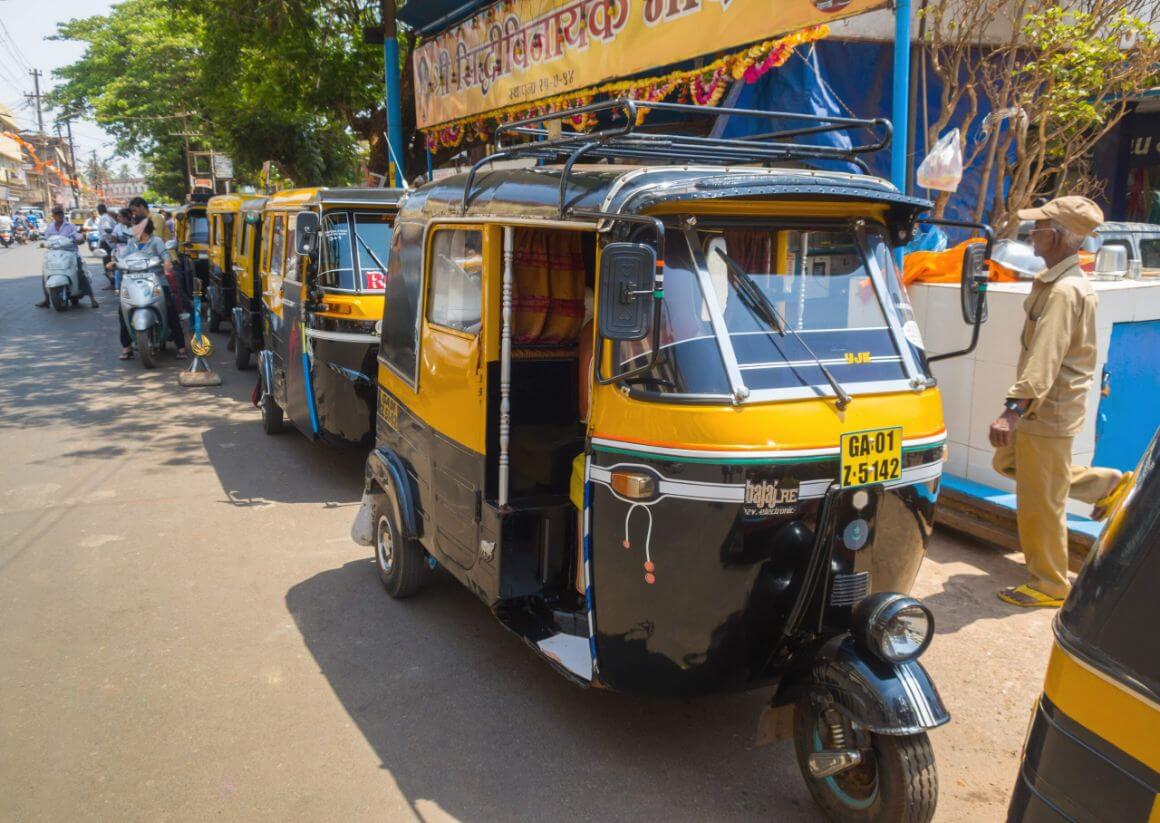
[459,98,892,216]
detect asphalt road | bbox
[0,241,1057,822]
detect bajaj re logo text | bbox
[744,479,799,516]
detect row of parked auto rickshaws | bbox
[185,100,1157,822]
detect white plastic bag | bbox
[916,129,963,193]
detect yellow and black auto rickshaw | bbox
[258,187,404,444]
[1008,428,1159,822]
[350,101,994,820]
[205,193,243,333]
[173,197,210,305]
[230,196,266,370]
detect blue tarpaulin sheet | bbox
[718,40,1000,224]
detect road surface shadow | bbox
[286,560,821,823]
[923,529,1039,635]
[201,421,366,507]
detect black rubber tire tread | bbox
[208,308,222,333]
[793,700,938,823]
[376,503,428,599]
[136,330,157,369]
[50,286,68,311]
[234,335,251,370]
[260,393,284,434]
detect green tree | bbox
[49,0,415,198]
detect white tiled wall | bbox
[910,278,1160,500]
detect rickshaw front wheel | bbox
[793,700,937,823]
[375,509,428,598]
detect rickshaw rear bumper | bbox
[772,634,949,734]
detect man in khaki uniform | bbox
[989,196,1132,608]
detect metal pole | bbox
[499,227,514,507]
[891,0,912,193]
[382,0,405,187]
[64,119,80,208]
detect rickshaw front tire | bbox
[260,392,284,434]
[235,335,252,370]
[793,699,937,823]
[374,504,428,599]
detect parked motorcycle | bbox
[118,247,172,368]
[42,235,85,311]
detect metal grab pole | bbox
[499,227,514,507]
[891,0,913,193]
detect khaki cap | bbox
[1018,196,1104,236]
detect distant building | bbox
[103,177,147,207]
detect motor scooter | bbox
[0,228,12,248]
[41,235,85,311]
[86,228,101,253]
[118,246,173,368]
[14,226,28,245]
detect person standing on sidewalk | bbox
[989,196,1133,608]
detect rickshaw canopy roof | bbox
[206,193,244,214]
[401,164,932,228]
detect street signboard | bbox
[212,154,234,180]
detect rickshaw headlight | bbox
[610,469,657,500]
[853,593,934,663]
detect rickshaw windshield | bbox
[318,210,394,293]
[188,215,209,244]
[614,220,923,400]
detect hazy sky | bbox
[0,0,134,169]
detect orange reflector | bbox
[610,470,656,500]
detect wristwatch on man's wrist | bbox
[1004,398,1027,417]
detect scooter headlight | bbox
[852,593,934,663]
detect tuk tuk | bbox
[1008,429,1159,822]
[230,196,266,370]
[257,187,404,444]
[68,208,88,230]
[173,198,210,304]
[205,194,243,333]
[350,101,993,821]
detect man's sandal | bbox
[997,584,1066,608]
[1091,471,1134,522]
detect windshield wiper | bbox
[353,229,389,277]
[714,248,852,410]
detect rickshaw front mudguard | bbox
[353,447,421,547]
[232,303,262,350]
[771,634,949,734]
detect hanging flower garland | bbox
[1,130,105,197]
[424,25,828,150]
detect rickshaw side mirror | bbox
[294,211,320,257]
[960,242,989,325]
[598,242,655,341]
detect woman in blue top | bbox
[118,217,187,361]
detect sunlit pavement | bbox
[0,242,1054,821]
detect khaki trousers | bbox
[992,432,1120,598]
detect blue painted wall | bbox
[1094,320,1160,472]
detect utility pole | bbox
[25,68,52,211]
[170,114,201,194]
[25,69,45,134]
[380,0,404,187]
[64,119,80,208]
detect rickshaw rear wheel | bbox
[793,700,937,823]
[375,509,428,598]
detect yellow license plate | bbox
[840,427,903,488]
